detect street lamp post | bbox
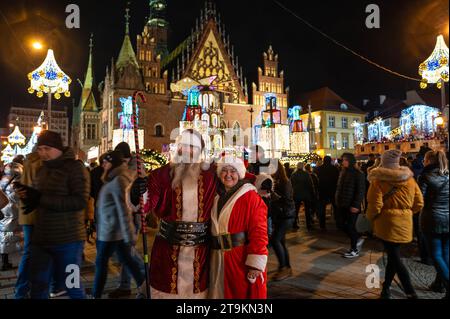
[247,106,254,145]
[28,49,71,130]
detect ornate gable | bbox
[182,20,247,104]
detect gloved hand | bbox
[135,176,148,195]
[15,183,41,215]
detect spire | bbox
[125,6,130,35]
[83,33,94,90]
[116,6,140,72]
[79,33,98,112]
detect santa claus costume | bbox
[209,156,268,299]
[146,130,217,298]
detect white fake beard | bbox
[170,163,201,191]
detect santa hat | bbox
[216,155,247,179]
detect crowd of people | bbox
[0,129,448,300]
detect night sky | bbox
[0,0,448,127]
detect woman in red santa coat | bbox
[209,156,268,299]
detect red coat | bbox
[210,183,268,299]
[146,164,217,297]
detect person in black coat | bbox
[316,156,339,230]
[419,150,449,298]
[270,161,296,281]
[335,153,365,258]
[290,162,315,230]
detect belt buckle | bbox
[179,233,197,247]
[219,233,232,251]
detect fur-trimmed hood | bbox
[368,166,413,183]
[255,173,274,192]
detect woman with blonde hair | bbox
[367,150,424,299]
[418,150,449,299]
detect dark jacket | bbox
[32,148,90,245]
[90,165,104,203]
[290,169,315,202]
[96,164,136,243]
[412,155,424,179]
[316,163,339,199]
[418,164,449,234]
[335,167,365,209]
[271,180,296,220]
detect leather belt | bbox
[157,220,210,247]
[211,232,248,251]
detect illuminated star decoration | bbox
[27,49,72,99]
[419,35,449,89]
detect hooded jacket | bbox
[96,164,137,243]
[418,164,449,234]
[32,148,90,245]
[367,166,424,243]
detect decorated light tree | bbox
[28,49,71,129]
[254,94,290,158]
[288,105,310,154]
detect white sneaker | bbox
[343,249,360,258]
[49,290,67,298]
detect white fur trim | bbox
[216,156,246,179]
[245,254,268,272]
[180,130,203,149]
[368,166,413,183]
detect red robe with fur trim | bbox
[209,183,268,299]
[145,164,217,298]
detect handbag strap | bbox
[382,186,399,203]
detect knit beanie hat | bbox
[37,130,64,151]
[381,150,402,169]
[103,151,124,168]
[114,142,132,159]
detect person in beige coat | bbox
[367,150,424,299]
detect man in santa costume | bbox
[210,155,268,299]
[145,129,217,298]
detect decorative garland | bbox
[140,149,168,171]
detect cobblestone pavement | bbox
[0,211,445,299]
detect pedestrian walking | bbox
[335,153,365,258]
[290,162,315,230]
[92,151,146,298]
[418,150,449,299]
[367,150,424,299]
[316,156,339,230]
[0,162,23,271]
[270,161,295,281]
[15,131,90,299]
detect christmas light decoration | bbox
[400,104,439,137]
[27,49,71,98]
[1,144,15,163]
[290,132,310,154]
[8,126,26,146]
[419,35,449,89]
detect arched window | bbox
[232,121,241,144]
[211,114,218,128]
[201,113,210,127]
[154,123,164,137]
